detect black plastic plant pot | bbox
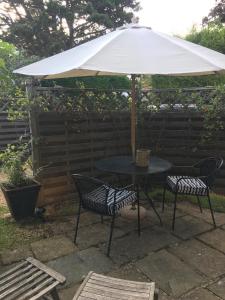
[1,180,41,221]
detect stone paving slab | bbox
[0,246,32,265]
[181,288,221,300]
[78,211,110,227]
[146,207,186,228]
[48,218,75,236]
[115,214,153,234]
[67,223,125,250]
[47,247,114,287]
[198,228,225,254]
[169,239,225,279]
[31,236,77,262]
[172,215,213,240]
[107,263,151,282]
[208,277,225,299]
[135,249,204,297]
[101,225,179,266]
[179,202,225,227]
[59,283,79,300]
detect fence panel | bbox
[33,111,131,206]
[0,112,30,150]
[32,110,225,207]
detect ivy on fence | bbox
[2,85,225,145]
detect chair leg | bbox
[207,193,216,228]
[137,185,141,236]
[172,193,178,231]
[145,191,162,226]
[74,201,81,244]
[162,186,166,212]
[107,214,115,257]
[196,195,202,213]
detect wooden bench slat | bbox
[26,257,65,283]
[7,274,49,300]
[0,268,37,293]
[77,296,94,300]
[89,277,150,291]
[88,278,151,293]
[0,265,33,287]
[81,290,137,300]
[92,273,152,287]
[73,272,155,300]
[17,276,53,300]
[28,281,59,300]
[73,271,93,300]
[0,258,64,300]
[0,262,28,280]
[83,285,150,300]
[0,270,43,299]
[89,276,151,289]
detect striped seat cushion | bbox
[167,176,208,196]
[83,185,136,215]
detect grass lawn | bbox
[149,188,225,213]
[0,193,53,250]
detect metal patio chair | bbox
[162,157,223,230]
[72,174,137,256]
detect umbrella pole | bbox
[131,74,136,162]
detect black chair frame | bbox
[162,157,223,230]
[72,174,138,256]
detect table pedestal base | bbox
[120,205,147,220]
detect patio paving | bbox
[1,201,225,299]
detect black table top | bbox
[95,155,172,176]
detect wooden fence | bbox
[31,110,225,207]
[0,112,30,150]
[140,112,225,190]
[31,111,131,207]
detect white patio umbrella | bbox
[14,23,225,160]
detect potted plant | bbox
[0,143,41,221]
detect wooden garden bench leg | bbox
[50,288,60,300]
[154,288,159,300]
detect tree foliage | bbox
[0,40,16,93]
[152,23,225,88]
[0,0,139,57]
[203,0,225,24]
[186,22,225,54]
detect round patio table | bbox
[95,155,172,176]
[95,155,172,234]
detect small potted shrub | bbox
[0,143,41,221]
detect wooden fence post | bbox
[29,107,40,175]
[26,82,40,175]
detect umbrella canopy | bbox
[14,23,225,158]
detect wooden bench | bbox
[73,271,158,300]
[0,257,66,300]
